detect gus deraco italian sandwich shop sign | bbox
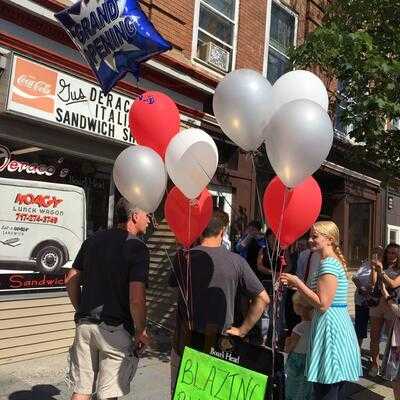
[6,54,135,144]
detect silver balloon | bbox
[113,145,167,213]
[264,99,333,188]
[271,70,329,116]
[213,69,273,152]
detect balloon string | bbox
[250,153,266,227]
[191,155,241,220]
[189,249,193,329]
[270,185,289,392]
[186,206,190,310]
[273,186,288,264]
[164,249,192,329]
[184,151,291,383]
[150,213,158,229]
[187,205,194,329]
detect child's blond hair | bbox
[292,292,313,311]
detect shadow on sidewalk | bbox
[343,381,386,400]
[142,324,172,363]
[8,384,60,400]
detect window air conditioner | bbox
[199,42,230,72]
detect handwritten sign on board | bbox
[173,346,268,400]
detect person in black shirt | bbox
[65,198,150,400]
[169,211,269,391]
[235,221,266,278]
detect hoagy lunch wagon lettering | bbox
[15,193,63,208]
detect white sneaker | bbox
[368,365,379,377]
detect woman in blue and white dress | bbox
[280,221,362,400]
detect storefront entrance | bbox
[348,201,373,267]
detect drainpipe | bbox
[384,187,388,245]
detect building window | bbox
[388,225,400,245]
[266,2,296,84]
[334,104,348,136]
[391,118,400,130]
[193,0,238,73]
[334,81,354,140]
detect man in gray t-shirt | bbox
[169,210,269,390]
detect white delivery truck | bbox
[0,177,86,274]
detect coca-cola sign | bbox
[6,55,136,144]
[10,56,57,114]
[16,74,53,96]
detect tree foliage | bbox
[291,0,400,179]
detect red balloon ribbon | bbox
[129,91,180,158]
[165,187,213,248]
[263,176,322,248]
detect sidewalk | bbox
[0,326,172,400]
[0,329,395,400]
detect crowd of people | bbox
[352,242,400,397]
[234,219,400,399]
[63,198,400,400]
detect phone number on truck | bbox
[15,213,58,224]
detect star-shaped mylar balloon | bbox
[55,0,172,93]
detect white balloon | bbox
[271,70,329,117]
[113,145,167,213]
[265,99,333,188]
[165,129,219,199]
[213,69,273,151]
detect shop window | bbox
[216,139,239,170]
[193,0,238,73]
[388,225,400,245]
[348,202,372,268]
[266,2,297,84]
[0,139,111,295]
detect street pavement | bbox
[0,328,395,400]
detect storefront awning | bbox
[322,161,381,187]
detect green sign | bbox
[173,346,268,400]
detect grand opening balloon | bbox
[55,0,171,93]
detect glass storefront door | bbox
[348,201,372,268]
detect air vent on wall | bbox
[199,42,230,72]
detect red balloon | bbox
[129,91,180,158]
[165,187,213,248]
[263,176,322,248]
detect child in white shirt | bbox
[284,292,313,400]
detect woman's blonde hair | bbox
[312,220,347,271]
